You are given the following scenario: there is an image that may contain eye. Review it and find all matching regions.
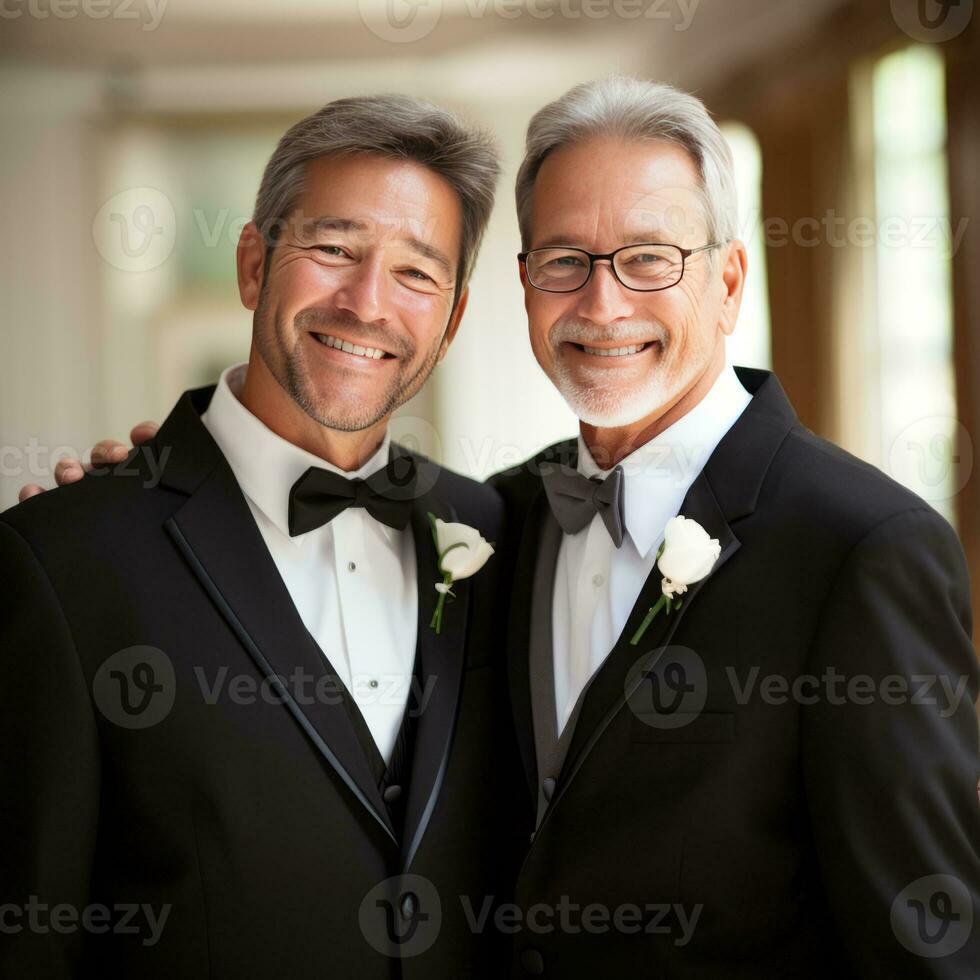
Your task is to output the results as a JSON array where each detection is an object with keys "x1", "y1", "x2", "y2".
[
  {"x1": 314, "y1": 245, "x2": 351, "y2": 258},
  {"x1": 400, "y1": 267, "x2": 435, "y2": 283},
  {"x1": 547, "y1": 254, "x2": 586, "y2": 268},
  {"x1": 626, "y1": 251, "x2": 663, "y2": 265}
]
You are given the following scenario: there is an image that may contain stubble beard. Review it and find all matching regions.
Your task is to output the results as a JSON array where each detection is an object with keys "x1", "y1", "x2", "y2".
[{"x1": 254, "y1": 290, "x2": 445, "y2": 432}]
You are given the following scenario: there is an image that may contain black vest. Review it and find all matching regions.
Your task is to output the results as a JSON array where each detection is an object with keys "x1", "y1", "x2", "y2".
[{"x1": 330, "y1": 641, "x2": 423, "y2": 839}]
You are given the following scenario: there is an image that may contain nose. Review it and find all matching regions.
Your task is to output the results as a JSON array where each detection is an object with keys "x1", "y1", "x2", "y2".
[
  {"x1": 332, "y1": 250, "x2": 391, "y2": 325},
  {"x1": 572, "y1": 260, "x2": 636, "y2": 325}
]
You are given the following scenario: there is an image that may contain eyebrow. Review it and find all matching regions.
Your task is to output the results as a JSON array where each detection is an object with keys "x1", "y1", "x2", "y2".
[
  {"x1": 300, "y1": 216, "x2": 455, "y2": 279},
  {"x1": 532, "y1": 230, "x2": 675, "y2": 250},
  {"x1": 300, "y1": 216, "x2": 368, "y2": 235}
]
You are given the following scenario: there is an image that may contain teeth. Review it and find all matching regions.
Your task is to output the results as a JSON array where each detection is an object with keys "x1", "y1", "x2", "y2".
[
  {"x1": 314, "y1": 334, "x2": 386, "y2": 360},
  {"x1": 581, "y1": 343, "x2": 648, "y2": 357}
]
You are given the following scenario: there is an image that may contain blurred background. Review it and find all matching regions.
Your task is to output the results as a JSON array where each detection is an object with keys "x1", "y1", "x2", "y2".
[{"x1": 1, "y1": 0, "x2": 978, "y2": 623}]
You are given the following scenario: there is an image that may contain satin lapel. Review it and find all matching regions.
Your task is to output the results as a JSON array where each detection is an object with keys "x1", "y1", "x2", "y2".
[
  {"x1": 544, "y1": 469, "x2": 741, "y2": 823},
  {"x1": 505, "y1": 484, "x2": 550, "y2": 805},
  {"x1": 401, "y1": 481, "x2": 470, "y2": 870},
  {"x1": 165, "y1": 458, "x2": 397, "y2": 844}
]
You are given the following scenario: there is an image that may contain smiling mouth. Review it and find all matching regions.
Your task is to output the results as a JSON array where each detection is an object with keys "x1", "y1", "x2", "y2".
[
  {"x1": 567, "y1": 340, "x2": 660, "y2": 358},
  {"x1": 311, "y1": 332, "x2": 395, "y2": 361}
]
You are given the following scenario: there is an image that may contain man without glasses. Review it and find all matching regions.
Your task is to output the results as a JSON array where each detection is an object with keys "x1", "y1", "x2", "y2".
[{"x1": 2, "y1": 95, "x2": 524, "y2": 978}]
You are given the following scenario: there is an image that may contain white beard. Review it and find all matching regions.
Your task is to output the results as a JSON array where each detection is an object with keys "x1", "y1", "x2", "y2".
[
  {"x1": 552, "y1": 352, "x2": 675, "y2": 426},
  {"x1": 546, "y1": 316, "x2": 673, "y2": 427}
]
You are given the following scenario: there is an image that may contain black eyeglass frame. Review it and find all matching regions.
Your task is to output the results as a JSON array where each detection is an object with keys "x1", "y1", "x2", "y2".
[{"x1": 517, "y1": 241, "x2": 726, "y2": 293}]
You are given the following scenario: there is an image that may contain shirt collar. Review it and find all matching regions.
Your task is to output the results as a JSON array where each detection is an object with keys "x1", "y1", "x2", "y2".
[
  {"x1": 201, "y1": 363, "x2": 393, "y2": 543},
  {"x1": 576, "y1": 361, "x2": 752, "y2": 558}
]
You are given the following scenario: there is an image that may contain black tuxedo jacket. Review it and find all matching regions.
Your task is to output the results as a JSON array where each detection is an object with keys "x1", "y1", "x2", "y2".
[
  {"x1": 0, "y1": 386, "x2": 523, "y2": 979},
  {"x1": 491, "y1": 366, "x2": 980, "y2": 978}
]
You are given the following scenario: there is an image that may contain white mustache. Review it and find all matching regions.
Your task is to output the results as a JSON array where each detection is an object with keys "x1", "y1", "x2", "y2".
[{"x1": 550, "y1": 317, "x2": 668, "y2": 349}]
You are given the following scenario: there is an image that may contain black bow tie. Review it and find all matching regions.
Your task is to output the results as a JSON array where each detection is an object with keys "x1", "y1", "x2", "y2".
[
  {"x1": 287, "y1": 455, "x2": 418, "y2": 536},
  {"x1": 542, "y1": 463, "x2": 626, "y2": 548}
]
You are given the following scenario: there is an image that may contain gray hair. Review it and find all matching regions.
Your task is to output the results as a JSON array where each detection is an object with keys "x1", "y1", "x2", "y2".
[
  {"x1": 515, "y1": 76, "x2": 738, "y2": 256},
  {"x1": 253, "y1": 94, "x2": 500, "y2": 306}
]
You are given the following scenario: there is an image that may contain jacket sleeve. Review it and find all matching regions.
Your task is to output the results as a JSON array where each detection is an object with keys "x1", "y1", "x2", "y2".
[
  {"x1": 801, "y1": 506, "x2": 980, "y2": 977},
  {"x1": 0, "y1": 520, "x2": 101, "y2": 976}
]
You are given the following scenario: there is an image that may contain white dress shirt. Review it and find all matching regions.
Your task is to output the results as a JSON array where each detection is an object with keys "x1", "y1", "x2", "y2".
[
  {"x1": 202, "y1": 364, "x2": 418, "y2": 764},
  {"x1": 552, "y1": 362, "x2": 753, "y2": 733}
]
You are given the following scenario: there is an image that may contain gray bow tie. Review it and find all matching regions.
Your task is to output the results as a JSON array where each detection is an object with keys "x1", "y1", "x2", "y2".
[{"x1": 542, "y1": 463, "x2": 626, "y2": 548}]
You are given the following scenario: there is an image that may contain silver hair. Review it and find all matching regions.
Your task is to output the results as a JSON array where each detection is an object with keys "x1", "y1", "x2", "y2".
[
  {"x1": 253, "y1": 94, "x2": 500, "y2": 305},
  {"x1": 515, "y1": 76, "x2": 738, "y2": 255}
]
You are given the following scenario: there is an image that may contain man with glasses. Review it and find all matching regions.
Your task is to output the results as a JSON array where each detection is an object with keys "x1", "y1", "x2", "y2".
[{"x1": 490, "y1": 76, "x2": 979, "y2": 978}]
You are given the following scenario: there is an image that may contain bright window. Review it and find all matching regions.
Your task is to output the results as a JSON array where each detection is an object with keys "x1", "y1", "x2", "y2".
[{"x1": 872, "y1": 44, "x2": 959, "y2": 527}]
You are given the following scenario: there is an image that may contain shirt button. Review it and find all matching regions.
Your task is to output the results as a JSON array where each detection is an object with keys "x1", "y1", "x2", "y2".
[
  {"x1": 592, "y1": 572, "x2": 605, "y2": 587},
  {"x1": 368, "y1": 678, "x2": 379, "y2": 689},
  {"x1": 347, "y1": 561, "x2": 356, "y2": 572}
]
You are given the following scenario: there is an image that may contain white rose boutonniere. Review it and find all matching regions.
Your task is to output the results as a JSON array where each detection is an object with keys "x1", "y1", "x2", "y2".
[
  {"x1": 428, "y1": 514, "x2": 495, "y2": 634},
  {"x1": 629, "y1": 515, "x2": 721, "y2": 646}
]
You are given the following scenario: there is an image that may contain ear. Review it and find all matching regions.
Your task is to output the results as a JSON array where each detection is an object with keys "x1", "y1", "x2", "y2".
[
  {"x1": 518, "y1": 256, "x2": 533, "y2": 313},
  {"x1": 518, "y1": 256, "x2": 529, "y2": 288},
  {"x1": 237, "y1": 221, "x2": 267, "y2": 311},
  {"x1": 437, "y1": 285, "x2": 469, "y2": 361},
  {"x1": 717, "y1": 240, "x2": 748, "y2": 337}
]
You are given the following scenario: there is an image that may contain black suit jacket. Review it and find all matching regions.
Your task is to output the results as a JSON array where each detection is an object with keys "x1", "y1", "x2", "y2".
[
  {"x1": 0, "y1": 385, "x2": 522, "y2": 979},
  {"x1": 491, "y1": 366, "x2": 980, "y2": 978}
]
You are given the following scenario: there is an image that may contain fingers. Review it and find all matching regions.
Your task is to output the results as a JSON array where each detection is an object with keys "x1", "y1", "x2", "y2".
[
  {"x1": 90, "y1": 440, "x2": 129, "y2": 468},
  {"x1": 53, "y1": 457, "x2": 87, "y2": 486},
  {"x1": 130, "y1": 421, "x2": 159, "y2": 446},
  {"x1": 17, "y1": 423, "x2": 157, "y2": 501},
  {"x1": 18, "y1": 484, "x2": 45, "y2": 502}
]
